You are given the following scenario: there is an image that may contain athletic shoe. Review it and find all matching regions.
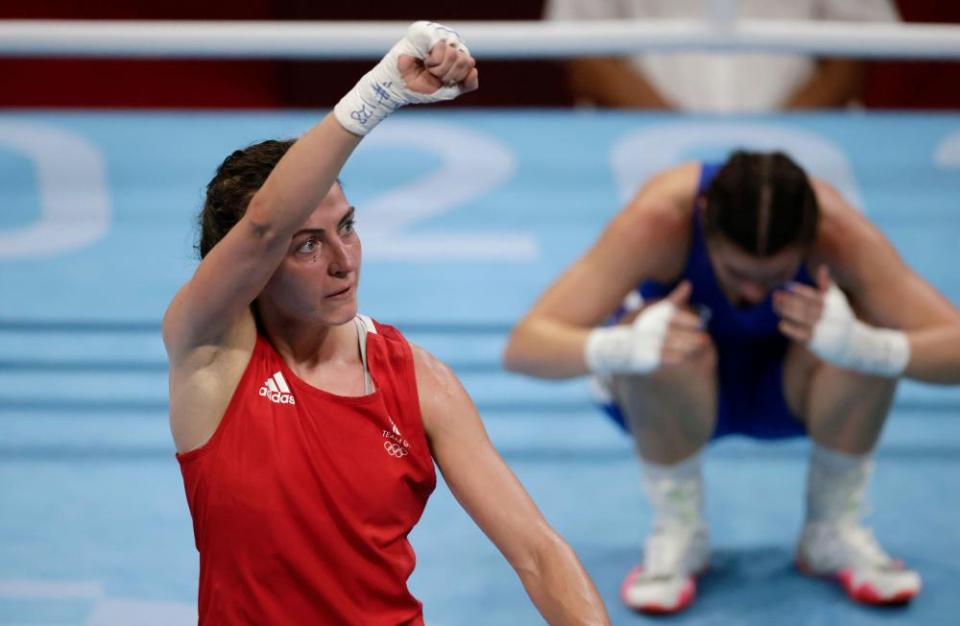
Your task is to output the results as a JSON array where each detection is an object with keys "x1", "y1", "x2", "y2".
[
  {"x1": 621, "y1": 523, "x2": 710, "y2": 613},
  {"x1": 796, "y1": 520, "x2": 921, "y2": 604}
]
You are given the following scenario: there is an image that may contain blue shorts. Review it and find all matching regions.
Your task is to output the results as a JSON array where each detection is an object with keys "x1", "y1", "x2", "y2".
[{"x1": 599, "y1": 336, "x2": 807, "y2": 440}]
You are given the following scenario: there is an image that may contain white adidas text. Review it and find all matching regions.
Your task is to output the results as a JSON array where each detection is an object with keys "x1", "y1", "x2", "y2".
[{"x1": 260, "y1": 371, "x2": 296, "y2": 405}]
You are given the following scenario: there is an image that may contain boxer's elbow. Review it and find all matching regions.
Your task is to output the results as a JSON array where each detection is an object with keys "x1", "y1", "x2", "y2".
[{"x1": 502, "y1": 321, "x2": 537, "y2": 374}]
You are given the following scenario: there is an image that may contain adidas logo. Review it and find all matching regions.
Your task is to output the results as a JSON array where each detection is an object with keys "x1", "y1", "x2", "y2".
[{"x1": 259, "y1": 371, "x2": 296, "y2": 405}]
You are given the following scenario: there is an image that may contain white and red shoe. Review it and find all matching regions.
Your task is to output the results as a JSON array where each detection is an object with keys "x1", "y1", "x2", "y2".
[
  {"x1": 621, "y1": 524, "x2": 710, "y2": 614},
  {"x1": 796, "y1": 521, "x2": 921, "y2": 605}
]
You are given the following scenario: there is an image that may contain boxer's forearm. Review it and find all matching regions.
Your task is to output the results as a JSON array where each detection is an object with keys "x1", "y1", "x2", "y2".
[
  {"x1": 516, "y1": 534, "x2": 611, "y2": 626},
  {"x1": 904, "y1": 324, "x2": 960, "y2": 384},
  {"x1": 246, "y1": 115, "x2": 360, "y2": 238},
  {"x1": 248, "y1": 22, "x2": 475, "y2": 238},
  {"x1": 503, "y1": 317, "x2": 593, "y2": 379}
]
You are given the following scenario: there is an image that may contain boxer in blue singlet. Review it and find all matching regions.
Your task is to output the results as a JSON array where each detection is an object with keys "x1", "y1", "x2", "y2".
[
  {"x1": 602, "y1": 161, "x2": 814, "y2": 440},
  {"x1": 504, "y1": 151, "x2": 960, "y2": 613}
]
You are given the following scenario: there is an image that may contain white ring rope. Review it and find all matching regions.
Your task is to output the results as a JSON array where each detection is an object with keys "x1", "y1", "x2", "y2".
[{"x1": 0, "y1": 19, "x2": 959, "y2": 60}]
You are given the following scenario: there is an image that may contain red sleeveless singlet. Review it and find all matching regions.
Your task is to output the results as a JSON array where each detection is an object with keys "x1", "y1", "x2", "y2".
[{"x1": 177, "y1": 317, "x2": 436, "y2": 625}]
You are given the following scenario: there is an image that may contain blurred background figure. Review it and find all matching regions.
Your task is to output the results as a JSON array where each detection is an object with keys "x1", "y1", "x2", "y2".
[
  {"x1": 1, "y1": 2, "x2": 958, "y2": 110},
  {"x1": 545, "y1": 0, "x2": 900, "y2": 112}
]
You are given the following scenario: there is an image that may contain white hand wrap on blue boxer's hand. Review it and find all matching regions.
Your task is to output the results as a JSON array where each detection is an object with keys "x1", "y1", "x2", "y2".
[
  {"x1": 809, "y1": 285, "x2": 910, "y2": 377},
  {"x1": 334, "y1": 21, "x2": 470, "y2": 136},
  {"x1": 585, "y1": 300, "x2": 676, "y2": 374}
]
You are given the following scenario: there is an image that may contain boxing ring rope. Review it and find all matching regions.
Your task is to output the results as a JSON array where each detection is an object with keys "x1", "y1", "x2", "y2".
[{"x1": 1, "y1": 19, "x2": 959, "y2": 60}]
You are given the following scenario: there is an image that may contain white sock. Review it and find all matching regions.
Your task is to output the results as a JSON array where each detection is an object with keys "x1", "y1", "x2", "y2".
[
  {"x1": 641, "y1": 453, "x2": 705, "y2": 528},
  {"x1": 806, "y1": 442, "x2": 873, "y2": 525}
]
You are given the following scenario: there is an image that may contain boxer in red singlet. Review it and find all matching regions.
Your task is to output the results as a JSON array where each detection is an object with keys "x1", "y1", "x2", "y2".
[{"x1": 162, "y1": 21, "x2": 609, "y2": 626}]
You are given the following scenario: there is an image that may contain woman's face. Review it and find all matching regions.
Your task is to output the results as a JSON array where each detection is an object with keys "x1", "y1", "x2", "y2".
[
  {"x1": 258, "y1": 183, "x2": 362, "y2": 327},
  {"x1": 706, "y1": 234, "x2": 804, "y2": 308}
]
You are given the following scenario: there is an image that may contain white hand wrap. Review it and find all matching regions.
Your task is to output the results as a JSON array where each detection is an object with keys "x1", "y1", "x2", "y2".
[
  {"x1": 334, "y1": 21, "x2": 469, "y2": 136},
  {"x1": 809, "y1": 285, "x2": 910, "y2": 377},
  {"x1": 585, "y1": 300, "x2": 676, "y2": 374}
]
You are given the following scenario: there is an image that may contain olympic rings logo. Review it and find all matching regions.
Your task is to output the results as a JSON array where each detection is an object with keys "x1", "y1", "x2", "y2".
[{"x1": 384, "y1": 441, "x2": 409, "y2": 458}]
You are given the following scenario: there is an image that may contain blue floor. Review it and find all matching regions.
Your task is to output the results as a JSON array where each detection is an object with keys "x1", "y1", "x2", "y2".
[{"x1": 1, "y1": 110, "x2": 958, "y2": 625}]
